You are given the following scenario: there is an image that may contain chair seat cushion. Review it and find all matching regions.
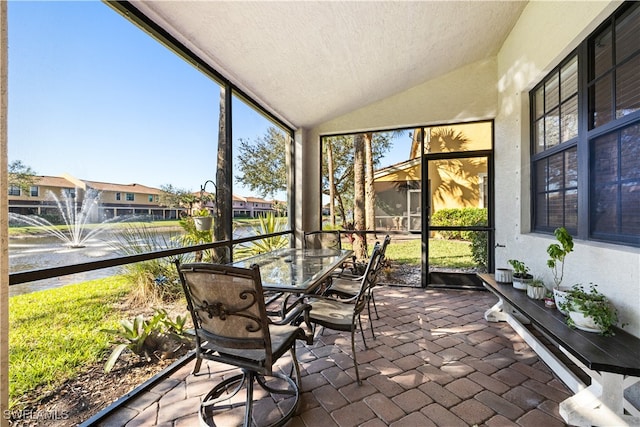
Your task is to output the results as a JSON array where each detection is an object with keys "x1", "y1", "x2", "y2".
[
  {"x1": 307, "y1": 297, "x2": 354, "y2": 331},
  {"x1": 201, "y1": 324, "x2": 302, "y2": 368},
  {"x1": 328, "y1": 278, "x2": 360, "y2": 296}
]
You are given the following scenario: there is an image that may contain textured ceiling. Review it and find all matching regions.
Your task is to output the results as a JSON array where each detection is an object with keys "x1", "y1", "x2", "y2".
[{"x1": 133, "y1": 1, "x2": 527, "y2": 129}]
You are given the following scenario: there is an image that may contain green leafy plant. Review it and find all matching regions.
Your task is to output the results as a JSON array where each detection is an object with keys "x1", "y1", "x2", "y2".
[
  {"x1": 234, "y1": 212, "x2": 289, "y2": 257},
  {"x1": 108, "y1": 224, "x2": 185, "y2": 304},
  {"x1": 508, "y1": 259, "x2": 532, "y2": 278},
  {"x1": 469, "y1": 221, "x2": 488, "y2": 272},
  {"x1": 529, "y1": 277, "x2": 544, "y2": 287},
  {"x1": 192, "y1": 208, "x2": 211, "y2": 217},
  {"x1": 102, "y1": 310, "x2": 191, "y2": 373},
  {"x1": 155, "y1": 308, "x2": 188, "y2": 337},
  {"x1": 547, "y1": 227, "x2": 574, "y2": 289},
  {"x1": 559, "y1": 283, "x2": 620, "y2": 336}
]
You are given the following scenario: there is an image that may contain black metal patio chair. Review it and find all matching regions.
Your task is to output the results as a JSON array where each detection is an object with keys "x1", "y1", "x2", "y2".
[
  {"x1": 327, "y1": 234, "x2": 391, "y2": 320},
  {"x1": 303, "y1": 244, "x2": 382, "y2": 385},
  {"x1": 175, "y1": 261, "x2": 311, "y2": 427}
]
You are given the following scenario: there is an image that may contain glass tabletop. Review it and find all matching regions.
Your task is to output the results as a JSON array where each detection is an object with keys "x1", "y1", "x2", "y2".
[{"x1": 230, "y1": 248, "x2": 353, "y2": 292}]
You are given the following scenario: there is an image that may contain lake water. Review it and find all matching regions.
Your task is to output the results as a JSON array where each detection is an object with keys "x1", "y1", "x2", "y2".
[{"x1": 8, "y1": 226, "x2": 255, "y2": 297}]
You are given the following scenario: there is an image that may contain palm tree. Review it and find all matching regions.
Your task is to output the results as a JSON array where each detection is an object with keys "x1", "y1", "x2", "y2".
[
  {"x1": 353, "y1": 134, "x2": 367, "y2": 259},
  {"x1": 214, "y1": 86, "x2": 231, "y2": 263},
  {"x1": 364, "y1": 133, "x2": 375, "y2": 236}
]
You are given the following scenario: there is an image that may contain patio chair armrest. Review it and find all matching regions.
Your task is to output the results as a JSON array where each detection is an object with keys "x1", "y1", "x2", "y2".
[
  {"x1": 304, "y1": 293, "x2": 358, "y2": 304},
  {"x1": 271, "y1": 297, "x2": 311, "y2": 327}
]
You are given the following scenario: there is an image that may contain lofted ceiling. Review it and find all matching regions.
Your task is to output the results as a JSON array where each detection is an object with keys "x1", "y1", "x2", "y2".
[{"x1": 132, "y1": 1, "x2": 527, "y2": 130}]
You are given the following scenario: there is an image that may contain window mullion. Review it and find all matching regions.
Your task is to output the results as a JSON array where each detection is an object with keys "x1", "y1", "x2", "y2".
[{"x1": 577, "y1": 41, "x2": 590, "y2": 240}]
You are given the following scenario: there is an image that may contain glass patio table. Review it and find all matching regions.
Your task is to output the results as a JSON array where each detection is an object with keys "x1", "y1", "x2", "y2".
[{"x1": 229, "y1": 247, "x2": 354, "y2": 294}]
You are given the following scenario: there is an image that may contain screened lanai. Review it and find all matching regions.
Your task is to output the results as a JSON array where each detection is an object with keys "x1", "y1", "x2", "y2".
[{"x1": 1, "y1": 1, "x2": 639, "y2": 426}]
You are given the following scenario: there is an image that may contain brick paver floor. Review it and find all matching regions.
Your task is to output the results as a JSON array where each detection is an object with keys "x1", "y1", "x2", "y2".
[{"x1": 97, "y1": 286, "x2": 572, "y2": 426}]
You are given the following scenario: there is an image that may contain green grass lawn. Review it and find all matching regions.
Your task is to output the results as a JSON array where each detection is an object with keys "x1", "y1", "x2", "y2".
[
  {"x1": 348, "y1": 237, "x2": 475, "y2": 268},
  {"x1": 9, "y1": 276, "x2": 133, "y2": 408}
]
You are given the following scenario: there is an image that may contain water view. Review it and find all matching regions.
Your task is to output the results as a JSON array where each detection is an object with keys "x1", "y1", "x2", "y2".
[{"x1": 9, "y1": 226, "x2": 256, "y2": 297}]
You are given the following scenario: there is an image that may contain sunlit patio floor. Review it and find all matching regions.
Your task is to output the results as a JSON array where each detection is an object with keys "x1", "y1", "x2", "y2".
[{"x1": 97, "y1": 285, "x2": 572, "y2": 426}]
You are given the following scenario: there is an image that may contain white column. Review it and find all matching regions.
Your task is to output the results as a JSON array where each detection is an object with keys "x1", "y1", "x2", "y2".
[{"x1": 0, "y1": 2, "x2": 9, "y2": 425}]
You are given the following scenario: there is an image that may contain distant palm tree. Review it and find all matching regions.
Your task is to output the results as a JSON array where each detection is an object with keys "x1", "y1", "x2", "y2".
[
  {"x1": 214, "y1": 86, "x2": 231, "y2": 263},
  {"x1": 353, "y1": 134, "x2": 367, "y2": 260},
  {"x1": 429, "y1": 128, "x2": 482, "y2": 208}
]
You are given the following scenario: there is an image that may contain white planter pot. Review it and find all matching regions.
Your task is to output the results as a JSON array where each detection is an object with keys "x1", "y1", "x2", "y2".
[
  {"x1": 495, "y1": 268, "x2": 512, "y2": 283},
  {"x1": 193, "y1": 216, "x2": 213, "y2": 231},
  {"x1": 553, "y1": 288, "x2": 570, "y2": 315},
  {"x1": 527, "y1": 285, "x2": 546, "y2": 300},
  {"x1": 568, "y1": 310, "x2": 603, "y2": 333},
  {"x1": 512, "y1": 276, "x2": 532, "y2": 290}
]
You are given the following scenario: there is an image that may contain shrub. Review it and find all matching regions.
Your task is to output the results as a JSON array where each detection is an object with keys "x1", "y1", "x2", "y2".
[
  {"x1": 430, "y1": 208, "x2": 487, "y2": 241},
  {"x1": 469, "y1": 222, "x2": 488, "y2": 271},
  {"x1": 108, "y1": 224, "x2": 186, "y2": 304},
  {"x1": 102, "y1": 309, "x2": 190, "y2": 373}
]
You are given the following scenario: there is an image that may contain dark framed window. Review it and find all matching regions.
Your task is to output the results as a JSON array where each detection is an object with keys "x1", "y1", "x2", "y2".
[
  {"x1": 532, "y1": 2, "x2": 640, "y2": 246},
  {"x1": 116, "y1": 192, "x2": 121, "y2": 201},
  {"x1": 30, "y1": 186, "x2": 39, "y2": 197},
  {"x1": 8, "y1": 186, "x2": 21, "y2": 196},
  {"x1": 532, "y1": 54, "x2": 579, "y2": 235},
  {"x1": 126, "y1": 193, "x2": 135, "y2": 202}
]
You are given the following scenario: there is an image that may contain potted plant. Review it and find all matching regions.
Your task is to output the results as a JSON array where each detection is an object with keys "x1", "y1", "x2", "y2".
[
  {"x1": 192, "y1": 208, "x2": 213, "y2": 231},
  {"x1": 547, "y1": 227, "x2": 574, "y2": 313},
  {"x1": 527, "y1": 277, "x2": 546, "y2": 300},
  {"x1": 508, "y1": 259, "x2": 532, "y2": 290},
  {"x1": 558, "y1": 283, "x2": 619, "y2": 336},
  {"x1": 543, "y1": 291, "x2": 556, "y2": 308}
]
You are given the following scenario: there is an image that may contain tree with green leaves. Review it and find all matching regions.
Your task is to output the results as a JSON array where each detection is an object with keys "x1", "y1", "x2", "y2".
[
  {"x1": 158, "y1": 184, "x2": 191, "y2": 209},
  {"x1": 322, "y1": 135, "x2": 355, "y2": 225},
  {"x1": 9, "y1": 160, "x2": 37, "y2": 193},
  {"x1": 322, "y1": 133, "x2": 394, "y2": 227},
  {"x1": 235, "y1": 126, "x2": 288, "y2": 198}
]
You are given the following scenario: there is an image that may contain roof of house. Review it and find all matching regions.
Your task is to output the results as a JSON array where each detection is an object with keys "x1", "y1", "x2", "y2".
[
  {"x1": 34, "y1": 175, "x2": 76, "y2": 188},
  {"x1": 32, "y1": 174, "x2": 275, "y2": 202},
  {"x1": 34, "y1": 174, "x2": 162, "y2": 194},
  {"x1": 374, "y1": 158, "x2": 421, "y2": 181},
  {"x1": 234, "y1": 195, "x2": 274, "y2": 204},
  {"x1": 85, "y1": 180, "x2": 162, "y2": 194}
]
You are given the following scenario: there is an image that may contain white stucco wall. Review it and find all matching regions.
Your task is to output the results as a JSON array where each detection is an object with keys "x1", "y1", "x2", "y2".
[
  {"x1": 302, "y1": 0, "x2": 639, "y2": 337},
  {"x1": 495, "y1": 0, "x2": 639, "y2": 338}
]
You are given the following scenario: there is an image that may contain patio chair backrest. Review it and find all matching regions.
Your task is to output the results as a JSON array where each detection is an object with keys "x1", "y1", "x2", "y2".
[
  {"x1": 176, "y1": 262, "x2": 275, "y2": 367},
  {"x1": 380, "y1": 235, "x2": 391, "y2": 259},
  {"x1": 355, "y1": 243, "x2": 383, "y2": 310},
  {"x1": 304, "y1": 230, "x2": 342, "y2": 250}
]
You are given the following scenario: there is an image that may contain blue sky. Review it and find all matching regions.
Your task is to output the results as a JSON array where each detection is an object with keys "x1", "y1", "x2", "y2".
[{"x1": 8, "y1": 1, "x2": 409, "y2": 197}]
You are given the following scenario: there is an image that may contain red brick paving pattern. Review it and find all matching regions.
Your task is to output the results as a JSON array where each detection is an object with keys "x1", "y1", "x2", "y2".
[{"x1": 99, "y1": 287, "x2": 570, "y2": 426}]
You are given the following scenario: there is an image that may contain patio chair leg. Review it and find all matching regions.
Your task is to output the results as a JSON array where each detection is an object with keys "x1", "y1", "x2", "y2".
[
  {"x1": 244, "y1": 372, "x2": 255, "y2": 427},
  {"x1": 192, "y1": 356, "x2": 203, "y2": 375},
  {"x1": 358, "y1": 315, "x2": 368, "y2": 349},
  {"x1": 370, "y1": 290, "x2": 380, "y2": 319},
  {"x1": 351, "y1": 330, "x2": 361, "y2": 385},
  {"x1": 365, "y1": 297, "x2": 376, "y2": 341},
  {"x1": 290, "y1": 347, "x2": 302, "y2": 388}
]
